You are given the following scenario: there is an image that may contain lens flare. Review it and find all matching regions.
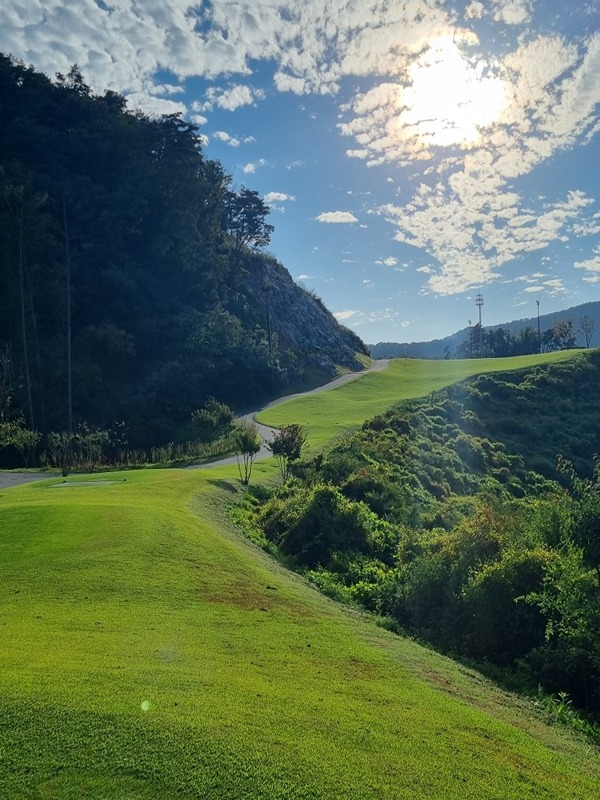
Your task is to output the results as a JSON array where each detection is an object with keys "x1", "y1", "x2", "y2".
[{"x1": 400, "y1": 36, "x2": 508, "y2": 148}]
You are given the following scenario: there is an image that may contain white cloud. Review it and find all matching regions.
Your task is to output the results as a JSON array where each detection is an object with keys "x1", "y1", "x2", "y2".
[
  {"x1": 124, "y1": 94, "x2": 187, "y2": 116},
  {"x1": 337, "y1": 28, "x2": 600, "y2": 295},
  {"x1": 264, "y1": 192, "x2": 296, "y2": 203},
  {"x1": 492, "y1": 0, "x2": 534, "y2": 26},
  {"x1": 316, "y1": 211, "x2": 358, "y2": 224},
  {"x1": 242, "y1": 158, "x2": 266, "y2": 174},
  {"x1": 333, "y1": 310, "x2": 358, "y2": 321},
  {"x1": 465, "y1": 2, "x2": 485, "y2": 19},
  {"x1": 213, "y1": 130, "x2": 240, "y2": 147},
  {"x1": 0, "y1": 0, "x2": 455, "y2": 102},
  {"x1": 202, "y1": 84, "x2": 265, "y2": 111},
  {"x1": 574, "y1": 246, "x2": 600, "y2": 273},
  {"x1": 375, "y1": 257, "x2": 398, "y2": 267}
]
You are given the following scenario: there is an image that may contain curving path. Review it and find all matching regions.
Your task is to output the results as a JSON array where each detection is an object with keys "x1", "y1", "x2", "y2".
[
  {"x1": 0, "y1": 360, "x2": 391, "y2": 485},
  {"x1": 188, "y1": 358, "x2": 390, "y2": 470}
]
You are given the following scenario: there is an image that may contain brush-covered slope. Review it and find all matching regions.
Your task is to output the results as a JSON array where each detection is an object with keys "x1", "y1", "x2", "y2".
[{"x1": 1, "y1": 466, "x2": 599, "y2": 799}]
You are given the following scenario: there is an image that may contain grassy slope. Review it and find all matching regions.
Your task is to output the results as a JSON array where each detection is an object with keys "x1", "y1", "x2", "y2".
[
  {"x1": 2, "y1": 351, "x2": 599, "y2": 798},
  {"x1": 257, "y1": 351, "x2": 581, "y2": 451}
]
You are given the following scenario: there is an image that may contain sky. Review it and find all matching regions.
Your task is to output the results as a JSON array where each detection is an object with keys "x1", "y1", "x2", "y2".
[{"x1": 2, "y1": 1, "x2": 600, "y2": 344}]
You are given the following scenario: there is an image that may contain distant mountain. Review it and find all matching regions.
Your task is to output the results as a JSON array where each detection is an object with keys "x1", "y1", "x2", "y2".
[{"x1": 371, "y1": 301, "x2": 600, "y2": 359}]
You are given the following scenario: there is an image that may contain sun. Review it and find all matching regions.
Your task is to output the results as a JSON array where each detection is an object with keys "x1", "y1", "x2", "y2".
[{"x1": 399, "y1": 36, "x2": 507, "y2": 148}]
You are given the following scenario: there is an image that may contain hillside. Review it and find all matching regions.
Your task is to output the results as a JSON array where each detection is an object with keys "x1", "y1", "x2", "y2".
[
  {"x1": 2, "y1": 458, "x2": 600, "y2": 798},
  {"x1": 0, "y1": 55, "x2": 366, "y2": 449},
  {"x1": 371, "y1": 300, "x2": 600, "y2": 359},
  {"x1": 252, "y1": 350, "x2": 600, "y2": 721}
]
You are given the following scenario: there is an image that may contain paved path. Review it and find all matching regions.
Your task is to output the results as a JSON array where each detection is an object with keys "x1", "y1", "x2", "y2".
[
  {"x1": 187, "y1": 359, "x2": 390, "y2": 470},
  {"x1": 0, "y1": 471, "x2": 61, "y2": 490},
  {"x1": 0, "y1": 360, "x2": 391, "y2": 485}
]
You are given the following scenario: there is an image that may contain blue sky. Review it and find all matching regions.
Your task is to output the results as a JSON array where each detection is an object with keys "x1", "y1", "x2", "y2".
[{"x1": 3, "y1": 0, "x2": 599, "y2": 343}]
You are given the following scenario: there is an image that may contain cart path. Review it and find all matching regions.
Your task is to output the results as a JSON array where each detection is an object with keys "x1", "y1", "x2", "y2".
[
  {"x1": 0, "y1": 360, "x2": 391, "y2": 485},
  {"x1": 187, "y1": 358, "x2": 390, "y2": 470}
]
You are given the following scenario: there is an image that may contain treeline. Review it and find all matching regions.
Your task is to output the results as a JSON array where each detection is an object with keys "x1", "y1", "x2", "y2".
[
  {"x1": 0, "y1": 55, "x2": 365, "y2": 461},
  {"x1": 239, "y1": 352, "x2": 600, "y2": 721},
  {"x1": 456, "y1": 316, "x2": 593, "y2": 358}
]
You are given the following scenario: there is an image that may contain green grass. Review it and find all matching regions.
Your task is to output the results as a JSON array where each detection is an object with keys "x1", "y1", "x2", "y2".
[
  {"x1": 2, "y1": 350, "x2": 598, "y2": 798},
  {"x1": 257, "y1": 351, "x2": 583, "y2": 451},
  {"x1": 1, "y1": 463, "x2": 600, "y2": 798}
]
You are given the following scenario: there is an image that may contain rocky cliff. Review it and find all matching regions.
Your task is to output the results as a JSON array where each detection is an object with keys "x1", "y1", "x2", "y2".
[{"x1": 243, "y1": 253, "x2": 368, "y2": 375}]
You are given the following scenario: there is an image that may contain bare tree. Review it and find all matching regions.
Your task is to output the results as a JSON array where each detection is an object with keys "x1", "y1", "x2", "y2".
[{"x1": 581, "y1": 315, "x2": 595, "y2": 348}]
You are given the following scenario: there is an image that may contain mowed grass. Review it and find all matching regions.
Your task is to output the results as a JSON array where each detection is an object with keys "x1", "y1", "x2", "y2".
[
  {"x1": 257, "y1": 351, "x2": 582, "y2": 451},
  {"x1": 2, "y1": 462, "x2": 600, "y2": 798}
]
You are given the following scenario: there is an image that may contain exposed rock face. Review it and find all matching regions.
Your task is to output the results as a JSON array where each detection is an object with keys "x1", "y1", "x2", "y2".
[{"x1": 243, "y1": 254, "x2": 368, "y2": 374}]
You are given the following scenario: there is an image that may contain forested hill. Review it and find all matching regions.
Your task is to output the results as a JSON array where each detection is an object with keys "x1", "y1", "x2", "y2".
[{"x1": 0, "y1": 55, "x2": 366, "y2": 447}]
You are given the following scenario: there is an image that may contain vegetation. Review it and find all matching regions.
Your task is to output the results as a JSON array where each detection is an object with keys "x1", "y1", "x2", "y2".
[
  {"x1": 235, "y1": 419, "x2": 261, "y2": 484},
  {"x1": 0, "y1": 55, "x2": 365, "y2": 458},
  {"x1": 248, "y1": 351, "x2": 600, "y2": 721},
  {"x1": 2, "y1": 467, "x2": 600, "y2": 798},
  {"x1": 267, "y1": 423, "x2": 307, "y2": 482},
  {"x1": 256, "y1": 350, "x2": 579, "y2": 453},
  {"x1": 458, "y1": 317, "x2": 584, "y2": 358}
]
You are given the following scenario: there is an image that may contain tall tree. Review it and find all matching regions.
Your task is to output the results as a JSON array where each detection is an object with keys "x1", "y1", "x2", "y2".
[
  {"x1": 581, "y1": 315, "x2": 595, "y2": 349},
  {"x1": 225, "y1": 187, "x2": 274, "y2": 252}
]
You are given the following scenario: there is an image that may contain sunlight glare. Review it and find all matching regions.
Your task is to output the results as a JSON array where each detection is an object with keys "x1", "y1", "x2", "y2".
[{"x1": 400, "y1": 37, "x2": 507, "y2": 148}]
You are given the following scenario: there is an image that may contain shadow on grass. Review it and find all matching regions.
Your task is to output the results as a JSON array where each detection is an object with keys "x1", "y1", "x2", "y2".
[{"x1": 206, "y1": 478, "x2": 239, "y2": 493}]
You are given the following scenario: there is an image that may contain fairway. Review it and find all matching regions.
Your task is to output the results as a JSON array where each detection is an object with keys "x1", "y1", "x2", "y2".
[
  {"x1": 257, "y1": 351, "x2": 581, "y2": 450},
  {"x1": 1, "y1": 351, "x2": 599, "y2": 798}
]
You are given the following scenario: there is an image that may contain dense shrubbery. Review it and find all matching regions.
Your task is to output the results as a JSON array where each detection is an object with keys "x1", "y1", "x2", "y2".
[{"x1": 240, "y1": 353, "x2": 600, "y2": 721}]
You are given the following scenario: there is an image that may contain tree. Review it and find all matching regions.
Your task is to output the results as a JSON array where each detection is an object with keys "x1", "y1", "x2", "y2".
[
  {"x1": 0, "y1": 343, "x2": 15, "y2": 419},
  {"x1": 581, "y1": 315, "x2": 595, "y2": 349},
  {"x1": 235, "y1": 420, "x2": 261, "y2": 485},
  {"x1": 47, "y1": 431, "x2": 75, "y2": 476},
  {"x1": 192, "y1": 397, "x2": 234, "y2": 442},
  {"x1": 549, "y1": 319, "x2": 577, "y2": 351},
  {"x1": 0, "y1": 415, "x2": 41, "y2": 466},
  {"x1": 267, "y1": 424, "x2": 307, "y2": 483},
  {"x1": 55, "y1": 64, "x2": 91, "y2": 97},
  {"x1": 225, "y1": 187, "x2": 274, "y2": 252},
  {"x1": 75, "y1": 422, "x2": 110, "y2": 473}
]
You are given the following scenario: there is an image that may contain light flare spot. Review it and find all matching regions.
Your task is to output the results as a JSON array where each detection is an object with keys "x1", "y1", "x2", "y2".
[{"x1": 399, "y1": 36, "x2": 508, "y2": 147}]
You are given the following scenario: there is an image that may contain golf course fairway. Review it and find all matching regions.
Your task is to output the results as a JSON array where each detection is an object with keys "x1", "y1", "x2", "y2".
[{"x1": 1, "y1": 353, "x2": 599, "y2": 798}]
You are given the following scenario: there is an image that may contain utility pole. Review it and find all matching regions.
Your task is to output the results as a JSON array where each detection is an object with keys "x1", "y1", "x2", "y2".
[
  {"x1": 536, "y1": 299, "x2": 541, "y2": 354},
  {"x1": 475, "y1": 292, "x2": 484, "y2": 357},
  {"x1": 263, "y1": 283, "x2": 274, "y2": 392}
]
